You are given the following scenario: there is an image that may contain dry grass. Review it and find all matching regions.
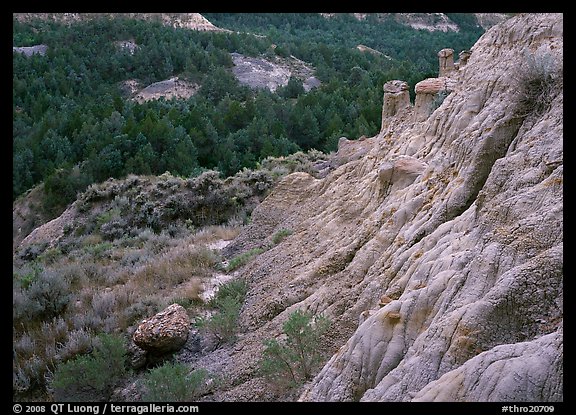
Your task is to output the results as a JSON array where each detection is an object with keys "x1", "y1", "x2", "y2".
[
  {"x1": 191, "y1": 225, "x2": 242, "y2": 245},
  {"x1": 166, "y1": 278, "x2": 204, "y2": 311},
  {"x1": 132, "y1": 244, "x2": 219, "y2": 289},
  {"x1": 13, "y1": 209, "x2": 241, "y2": 399}
]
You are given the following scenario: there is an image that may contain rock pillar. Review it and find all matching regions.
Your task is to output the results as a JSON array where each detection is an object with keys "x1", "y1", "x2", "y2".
[
  {"x1": 438, "y1": 48, "x2": 455, "y2": 77},
  {"x1": 381, "y1": 80, "x2": 411, "y2": 131},
  {"x1": 413, "y1": 77, "x2": 456, "y2": 122}
]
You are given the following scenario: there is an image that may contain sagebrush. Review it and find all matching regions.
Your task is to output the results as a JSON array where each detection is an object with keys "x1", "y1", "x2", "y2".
[
  {"x1": 260, "y1": 309, "x2": 331, "y2": 388},
  {"x1": 51, "y1": 333, "x2": 127, "y2": 402},
  {"x1": 141, "y1": 362, "x2": 209, "y2": 402},
  {"x1": 514, "y1": 50, "x2": 562, "y2": 118}
]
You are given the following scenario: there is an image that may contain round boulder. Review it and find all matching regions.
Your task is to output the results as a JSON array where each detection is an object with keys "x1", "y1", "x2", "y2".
[{"x1": 132, "y1": 303, "x2": 190, "y2": 354}]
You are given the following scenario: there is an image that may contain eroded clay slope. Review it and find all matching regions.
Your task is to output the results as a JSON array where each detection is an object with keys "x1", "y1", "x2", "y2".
[{"x1": 216, "y1": 13, "x2": 562, "y2": 401}]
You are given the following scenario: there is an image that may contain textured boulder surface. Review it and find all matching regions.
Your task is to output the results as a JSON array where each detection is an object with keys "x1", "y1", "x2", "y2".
[
  {"x1": 132, "y1": 303, "x2": 190, "y2": 354},
  {"x1": 211, "y1": 13, "x2": 562, "y2": 402}
]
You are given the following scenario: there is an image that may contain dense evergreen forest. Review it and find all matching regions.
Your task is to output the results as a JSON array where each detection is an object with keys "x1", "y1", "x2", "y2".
[{"x1": 13, "y1": 14, "x2": 484, "y2": 214}]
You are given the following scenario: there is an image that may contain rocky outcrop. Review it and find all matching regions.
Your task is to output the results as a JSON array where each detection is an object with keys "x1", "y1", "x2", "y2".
[
  {"x1": 202, "y1": 13, "x2": 562, "y2": 402},
  {"x1": 230, "y1": 53, "x2": 320, "y2": 93},
  {"x1": 410, "y1": 326, "x2": 563, "y2": 401},
  {"x1": 381, "y1": 79, "x2": 413, "y2": 133},
  {"x1": 381, "y1": 80, "x2": 411, "y2": 130},
  {"x1": 231, "y1": 53, "x2": 291, "y2": 92},
  {"x1": 474, "y1": 13, "x2": 511, "y2": 30},
  {"x1": 12, "y1": 13, "x2": 230, "y2": 32},
  {"x1": 333, "y1": 136, "x2": 373, "y2": 168},
  {"x1": 132, "y1": 304, "x2": 190, "y2": 354},
  {"x1": 132, "y1": 77, "x2": 199, "y2": 103},
  {"x1": 18, "y1": 205, "x2": 78, "y2": 253},
  {"x1": 299, "y1": 13, "x2": 563, "y2": 402},
  {"x1": 13, "y1": 45, "x2": 48, "y2": 57},
  {"x1": 413, "y1": 77, "x2": 457, "y2": 122},
  {"x1": 392, "y1": 13, "x2": 460, "y2": 32},
  {"x1": 378, "y1": 156, "x2": 428, "y2": 195},
  {"x1": 320, "y1": 13, "x2": 511, "y2": 32},
  {"x1": 438, "y1": 48, "x2": 455, "y2": 77}
]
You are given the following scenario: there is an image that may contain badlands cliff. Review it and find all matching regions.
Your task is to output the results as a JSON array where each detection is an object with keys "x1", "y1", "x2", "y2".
[
  {"x1": 212, "y1": 13, "x2": 562, "y2": 401},
  {"x1": 12, "y1": 13, "x2": 229, "y2": 32}
]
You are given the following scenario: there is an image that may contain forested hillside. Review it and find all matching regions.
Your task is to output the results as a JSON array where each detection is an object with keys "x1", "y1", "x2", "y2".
[{"x1": 13, "y1": 13, "x2": 484, "y2": 216}]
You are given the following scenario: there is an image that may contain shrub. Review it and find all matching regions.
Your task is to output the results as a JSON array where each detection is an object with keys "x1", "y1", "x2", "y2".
[
  {"x1": 210, "y1": 279, "x2": 247, "y2": 307},
  {"x1": 226, "y1": 248, "x2": 265, "y2": 272},
  {"x1": 100, "y1": 218, "x2": 129, "y2": 241},
  {"x1": 17, "y1": 242, "x2": 48, "y2": 261},
  {"x1": 514, "y1": 50, "x2": 562, "y2": 118},
  {"x1": 13, "y1": 317, "x2": 76, "y2": 394},
  {"x1": 135, "y1": 244, "x2": 220, "y2": 289},
  {"x1": 123, "y1": 298, "x2": 161, "y2": 327},
  {"x1": 259, "y1": 309, "x2": 331, "y2": 388},
  {"x1": 91, "y1": 291, "x2": 118, "y2": 320},
  {"x1": 51, "y1": 333, "x2": 127, "y2": 402},
  {"x1": 197, "y1": 296, "x2": 242, "y2": 345},
  {"x1": 37, "y1": 247, "x2": 63, "y2": 264},
  {"x1": 196, "y1": 279, "x2": 247, "y2": 345},
  {"x1": 14, "y1": 354, "x2": 44, "y2": 393},
  {"x1": 14, "y1": 270, "x2": 71, "y2": 322},
  {"x1": 14, "y1": 262, "x2": 43, "y2": 289},
  {"x1": 431, "y1": 89, "x2": 450, "y2": 112},
  {"x1": 272, "y1": 228, "x2": 293, "y2": 245},
  {"x1": 56, "y1": 329, "x2": 94, "y2": 363},
  {"x1": 141, "y1": 362, "x2": 209, "y2": 402},
  {"x1": 95, "y1": 208, "x2": 121, "y2": 230}
]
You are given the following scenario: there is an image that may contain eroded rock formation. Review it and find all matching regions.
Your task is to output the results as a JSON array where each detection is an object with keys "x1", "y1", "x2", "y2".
[
  {"x1": 381, "y1": 80, "x2": 411, "y2": 130},
  {"x1": 12, "y1": 12, "x2": 562, "y2": 404},
  {"x1": 214, "y1": 13, "x2": 562, "y2": 402},
  {"x1": 12, "y1": 13, "x2": 229, "y2": 32},
  {"x1": 438, "y1": 48, "x2": 455, "y2": 77},
  {"x1": 413, "y1": 77, "x2": 457, "y2": 122}
]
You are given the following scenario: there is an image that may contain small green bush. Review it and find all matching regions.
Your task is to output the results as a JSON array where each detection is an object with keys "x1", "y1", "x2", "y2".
[
  {"x1": 14, "y1": 262, "x2": 43, "y2": 289},
  {"x1": 260, "y1": 309, "x2": 331, "y2": 388},
  {"x1": 272, "y1": 228, "x2": 293, "y2": 245},
  {"x1": 37, "y1": 247, "x2": 63, "y2": 264},
  {"x1": 197, "y1": 296, "x2": 242, "y2": 345},
  {"x1": 141, "y1": 362, "x2": 209, "y2": 402},
  {"x1": 83, "y1": 241, "x2": 114, "y2": 259},
  {"x1": 226, "y1": 248, "x2": 265, "y2": 272},
  {"x1": 172, "y1": 296, "x2": 203, "y2": 309},
  {"x1": 51, "y1": 333, "x2": 127, "y2": 402},
  {"x1": 210, "y1": 279, "x2": 247, "y2": 307},
  {"x1": 95, "y1": 208, "x2": 120, "y2": 230},
  {"x1": 431, "y1": 89, "x2": 450, "y2": 112},
  {"x1": 196, "y1": 279, "x2": 248, "y2": 345}
]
